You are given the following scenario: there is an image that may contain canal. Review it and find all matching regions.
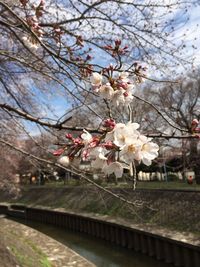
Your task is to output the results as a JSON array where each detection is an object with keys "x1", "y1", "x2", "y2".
[{"x1": 12, "y1": 218, "x2": 174, "y2": 267}]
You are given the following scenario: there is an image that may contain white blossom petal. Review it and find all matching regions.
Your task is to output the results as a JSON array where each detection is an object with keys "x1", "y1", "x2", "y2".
[
  {"x1": 111, "y1": 90, "x2": 125, "y2": 106},
  {"x1": 58, "y1": 156, "x2": 70, "y2": 166},
  {"x1": 90, "y1": 72, "x2": 102, "y2": 86},
  {"x1": 81, "y1": 129, "x2": 93, "y2": 144},
  {"x1": 103, "y1": 162, "x2": 124, "y2": 178},
  {"x1": 99, "y1": 84, "x2": 114, "y2": 99}
]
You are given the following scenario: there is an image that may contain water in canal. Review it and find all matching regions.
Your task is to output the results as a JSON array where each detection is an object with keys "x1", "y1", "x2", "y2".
[{"x1": 12, "y1": 218, "x2": 173, "y2": 267}]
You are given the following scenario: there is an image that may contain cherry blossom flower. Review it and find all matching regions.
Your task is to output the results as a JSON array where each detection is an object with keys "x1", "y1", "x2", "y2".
[
  {"x1": 90, "y1": 72, "x2": 102, "y2": 86},
  {"x1": 136, "y1": 135, "x2": 159, "y2": 166},
  {"x1": 103, "y1": 161, "x2": 128, "y2": 178},
  {"x1": 99, "y1": 83, "x2": 114, "y2": 99},
  {"x1": 91, "y1": 147, "x2": 108, "y2": 169},
  {"x1": 66, "y1": 133, "x2": 73, "y2": 139},
  {"x1": 113, "y1": 122, "x2": 139, "y2": 148},
  {"x1": 191, "y1": 119, "x2": 200, "y2": 133},
  {"x1": 81, "y1": 129, "x2": 93, "y2": 145},
  {"x1": 90, "y1": 146, "x2": 107, "y2": 158},
  {"x1": 192, "y1": 119, "x2": 198, "y2": 125},
  {"x1": 119, "y1": 140, "x2": 142, "y2": 163}
]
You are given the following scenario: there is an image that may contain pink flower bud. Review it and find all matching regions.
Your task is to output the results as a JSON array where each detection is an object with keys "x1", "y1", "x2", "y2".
[
  {"x1": 104, "y1": 45, "x2": 113, "y2": 50},
  {"x1": 86, "y1": 55, "x2": 92, "y2": 61},
  {"x1": 109, "y1": 64, "x2": 114, "y2": 70},
  {"x1": 76, "y1": 35, "x2": 84, "y2": 46},
  {"x1": 20, "y1": 0, "x2": 28, "y2": 6},
  {"x1": 103, "y1": 119, "x2": 116, "y2": 129},
  {"x1": 191, "y1": 119, "x2": 198, "y2": 125},
  {"x1": 115, "y1": 39, "x2": 121, "y2": 46},
  {"x1": 102, "y1": 141, "x2": 114, "y2": 150},
  {"x1": 118, "y1": 82, "x2": 128, "y2": 89},
  {"x1": 53, "y1": 148, "x2": 64, "y2": 156},
  {"x1": 66, "y1": 133, "x2": 73, "y2": 139},
  {"x1": 55, "y1": 28, "x2": 61, "y2": 33},
  {"x1": 195, "y1": 127, "x2": 200, "y2": 132},
  {"x1": 73, "y1": 138, "x2": 82, "y2": 145},
  {"x1": 32, "y1": 22, "x2": 39, "y2": 29},
  {"x1": 36, "y1": 10, "x2": 43, "y2": 18},
  {"x1": 88, "y1": 137, "x2": 99, "y2": 148}
]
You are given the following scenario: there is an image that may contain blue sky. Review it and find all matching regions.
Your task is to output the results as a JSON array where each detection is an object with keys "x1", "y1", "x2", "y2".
[{"x1": 166, "y1": 3, "x2": 200, "y2": 67}]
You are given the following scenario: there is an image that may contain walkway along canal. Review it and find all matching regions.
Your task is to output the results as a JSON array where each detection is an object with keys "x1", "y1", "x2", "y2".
[
  {"x1": 0, "y1": 204, "x2": 199, "y2": 267},
  {"x1": 0, "y1": 216, "x2": 95, "y2": 267}
]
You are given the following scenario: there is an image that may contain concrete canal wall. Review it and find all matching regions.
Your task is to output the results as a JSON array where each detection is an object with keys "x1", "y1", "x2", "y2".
[{"x1": 0, "y1": 203, "x2": 199, "y2": 267}]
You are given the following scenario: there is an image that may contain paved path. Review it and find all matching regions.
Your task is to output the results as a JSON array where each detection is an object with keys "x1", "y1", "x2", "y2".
[{"x1": 0, "y1": 217, "x2": 95, "y2": 267}]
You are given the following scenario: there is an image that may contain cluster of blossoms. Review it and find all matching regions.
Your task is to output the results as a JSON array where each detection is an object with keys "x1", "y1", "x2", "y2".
[
  {"x1": 54, "y1": 119, "x2": 159, "y2": 178},
  {"x1": 90, "y1": 71, "x2": 135, "y2": 106},
  {"x1": 19, "y1": 0, "x2": 92, "y2": 65},
  {"x1": 21, "y1": 0, "x2": 45, "y2": 49},
  {"x1": 53, "y1": 26, "x2": 63, "y2": 45}
]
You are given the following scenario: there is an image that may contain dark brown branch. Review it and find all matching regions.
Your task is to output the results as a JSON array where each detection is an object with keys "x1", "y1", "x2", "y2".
[{"x1": 0, "y1": 103, "x2": 102, "y2": 133}]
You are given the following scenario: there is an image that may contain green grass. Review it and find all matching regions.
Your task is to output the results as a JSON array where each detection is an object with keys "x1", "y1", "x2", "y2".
[
  {"x1": 7, "y1": 229, "x2": 52, "y2": 267},
  {"x1": 10, "y1": 245, "x2": 51, "y2": 267},
  {"x1": 23, "y1": 179, "x2": 200, "y2": 191},
  {"x1": 10, "y1": 246, "x2": 35, "y2": 267},
  {"x1": 40, "y1": 258, "x2": 52, "y2": 267},
  {"x1": 136, "y1": 180, "x2": 200, "y2": 190}
]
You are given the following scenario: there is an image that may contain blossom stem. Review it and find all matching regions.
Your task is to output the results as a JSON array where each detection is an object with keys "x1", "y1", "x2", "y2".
[
  {"x1": 128, "y1": 104, "x2": 133, "y2": 122},
  {"x1": 132, "y1": 161, "x2": 137, "y2": 190}
]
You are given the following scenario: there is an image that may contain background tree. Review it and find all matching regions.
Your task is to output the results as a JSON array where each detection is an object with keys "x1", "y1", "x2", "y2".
[{"x1": 147, "y1": 71, "x2": 200, "y2": 181}]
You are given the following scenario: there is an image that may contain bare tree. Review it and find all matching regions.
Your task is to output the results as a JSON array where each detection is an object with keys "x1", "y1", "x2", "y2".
[{"x1": 148, "y1": 72, "x2": 200, "y2": 181}]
